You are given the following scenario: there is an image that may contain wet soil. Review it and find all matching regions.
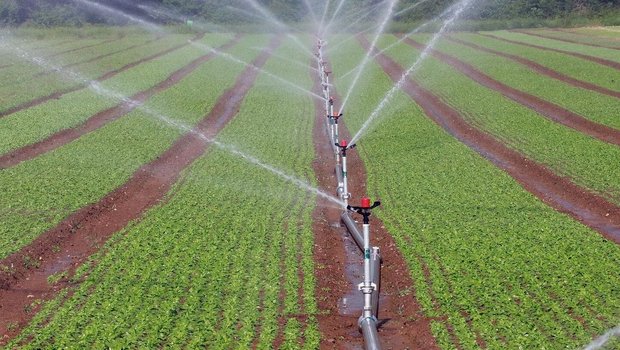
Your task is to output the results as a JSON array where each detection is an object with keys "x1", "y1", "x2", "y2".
[
  {"x1": 446, "y1": 35, "x2": 620, "y2": 99},
  {"x1": 0, "y1": 32, "x2": 207, "y2": 119},
  {"x1": 478, "y1": 33, "x2": 620, "y2": 71},
  {"x1": 358, "y1": 35, "x2": 620, "y2": 245},
  {"x1": 0, "y1": 36, "x2": 281, "y2": 343},
  {"x1": 310, "y1": 57, "x2": 439, "y2": 349},
  {"x1": 0, "y1": 35, "x2": 242, "y2": 169},
  {"x1": 511, "y1": 29, "x2": 620, "y2": 51},
  {"x1": 401, "y1": 36, "x2": 620, "y2": 147}
]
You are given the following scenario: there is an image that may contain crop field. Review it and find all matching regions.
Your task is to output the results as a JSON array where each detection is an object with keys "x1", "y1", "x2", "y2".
[{"x1": 0, "y1": 21, "x2": 619, "y2": 350}]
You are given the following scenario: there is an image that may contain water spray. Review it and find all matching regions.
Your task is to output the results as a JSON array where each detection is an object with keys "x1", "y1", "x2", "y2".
[{"x1": 347, "y1": 197, "x2": 382, "y2": 349}]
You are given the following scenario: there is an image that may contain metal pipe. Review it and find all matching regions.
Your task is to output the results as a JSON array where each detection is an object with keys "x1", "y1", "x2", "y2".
[
  {"x1": 370, "y1": 246, "x2": 381, "y2": 318},
  {"x1": 335, "y1": 164, "x2": 344, "y2": 197},
  {"x1": 341, "y1": 211, "x2": 363, "y2": 250},
  {"x1": 359, "y1": 317, "x2": 382, "y2": 350},
  {"x1": 342, "y1": 152, "x2": 349, "y2": 206}
]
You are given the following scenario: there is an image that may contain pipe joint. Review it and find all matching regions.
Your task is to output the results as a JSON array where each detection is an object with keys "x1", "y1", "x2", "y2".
[
  {"x1": 358, "y1": 315, "x2": 379, "y2": 330},
  {"x1": 358, "y1": 282, "x2": 376, "y2": 294}
]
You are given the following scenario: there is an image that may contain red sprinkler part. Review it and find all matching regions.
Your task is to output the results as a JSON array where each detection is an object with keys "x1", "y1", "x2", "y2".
[
  {"x1": 347, "y1": 198, "x2": 381, "y2": 224},
  {"x1": 335, "y1": 139, "x2": 355, "y2": 155},
  {"x1": 361, "y1": 197, "x2": 371, "y2": 209}
]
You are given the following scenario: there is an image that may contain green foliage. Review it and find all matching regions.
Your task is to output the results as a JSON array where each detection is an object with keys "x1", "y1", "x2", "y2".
[
  {"x1": 377, "y1": 34, "x2": 620, "y2": 206},
  {"x1": 0, "y1": 33, "x2": 246, "y2": 260},
  {"x1": 1, "y1": 0, "x2": 618, "y2": 27},
  {"x1": 7, "y1": 36, "x2": 319, "y2": 348},
  {"x1": 330, "y1": 33, "x2": 620, "y2": 349}
]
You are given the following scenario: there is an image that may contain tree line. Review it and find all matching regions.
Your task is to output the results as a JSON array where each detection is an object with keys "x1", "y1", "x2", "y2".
[{"x1": 0, "y1": 0, "x2": 618, "y2": 26}]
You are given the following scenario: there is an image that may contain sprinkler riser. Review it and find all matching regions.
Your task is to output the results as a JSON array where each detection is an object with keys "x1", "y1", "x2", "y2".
[{"x1": 342, "y1": 154, "x2": 350, "y2": 205}]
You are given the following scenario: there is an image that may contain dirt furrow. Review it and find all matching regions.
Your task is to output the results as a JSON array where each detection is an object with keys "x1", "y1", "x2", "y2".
[
  {"x1": 446, "y1": 36, "x2": 620, "y2": 99},
  {"x1": 358, "y1": 35, "x2": 620, "y2": 245},
  {"x1": 0, "y1": 35, "x2": 282, "y2": 342},
  {"x1": 0, "y1": 35, "x2": 242, "y2": 169},
  {"x1": 511, "y1": 29, "x2": 620, "y2": 51},
  {"x1": 310, "y1": 58, "x2": 439, "y2": 349},
  {"x1": 401, "y1": 36, "x2": 620, "y2": 147},
  {"x1": 0, "y1": 32, "x2": 206, "y2": 119},
  {"x1": 478, "y1": 33, "x2": 620, "y2": 71}
]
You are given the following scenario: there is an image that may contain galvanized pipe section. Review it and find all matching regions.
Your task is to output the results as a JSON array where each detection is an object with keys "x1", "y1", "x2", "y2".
[
  {"x1": 360, "y1": 317, "x2": 383, "y2": 350},
  {"x1": 370, "y1": 246, "x2": 381, "y2": 318},
  {"x1": 341, "y1": 211, "x2": 363, "y2": 250},
  {"x1": 342, "y1": 153, "x2": 349, "y2": 206},
  {"x1": 336, "y1": 164, "x2": 344, "y2": 197}
]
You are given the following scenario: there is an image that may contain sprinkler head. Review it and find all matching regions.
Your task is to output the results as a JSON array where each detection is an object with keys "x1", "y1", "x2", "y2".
[
  {"x1": 347, "y1": 198, "x2": 381, "y2": 223},
  {"x1": 341, "y1": 139, "x2": 348, "y2": 148}
]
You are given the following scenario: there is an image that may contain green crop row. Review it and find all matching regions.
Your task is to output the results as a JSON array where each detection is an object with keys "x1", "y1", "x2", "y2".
[
  {"x1": 0, "y1": 37, "x2": 107, "y2": 68},
  {"x1": 0, "y1": 34, "x2": 234, "y2": 156},
  {"x1": 0, "y1": 35, "x2": 145, "y2": 89},
  {"x1": 487, "y1": 30, "x2": 620, "y2": 63},
  {"x1": 0, "y1": 33, "x2": 198, "y2": 113},
  {"x1": 452, "y1": 32, "x2": 619, "y2": 92},
  {"x1": 571, "y1": 27, "x2": 620, "y2": 39},
  {"x1": 7, "y1": 36, "x2": 320, "y2": 348},
  {"x1": 409, "y1": 33, "x2": 620, "y2": 130},
  {"x1": 519, "y1": 28, "x2": 620, "y2": 49},
  {"x1": 329, "y1": 35, "x2": 620, "y2": 349},
  {"x1": 375, "y1": 35, "x2": 620, "y2": 205},
  {"x1": 0, "y1": 35, "x2": 268, "y2": 260}
]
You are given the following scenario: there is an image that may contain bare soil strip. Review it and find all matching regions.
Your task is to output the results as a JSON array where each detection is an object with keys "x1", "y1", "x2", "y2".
[
  {"x1": 358, "y1": 35, "x2": 620, "y2": 245},
  {"x1": 446, "y1": 36, "x2": 620, "y2": 99},
  {"x1": 0, "y1": 35, "x2": 242, "y2": 169},
  {"x1": 310, "y1": 60, "x2": 439, "y2": 348},
  {"x1": 0, "y1": 32, "x2": 206, "y2": 119},
  {"x1": 402, "y1": 36, "x2": 620, "y2": 147},
  {"x1": 0, "y1": 36, "x2": 281, "y2": 341},
  {"x1": 512, "y1": 29, "x2": 620, "y2": 51},
  {"x1": 478, "y1": 33, "x2": 620, "y2": 71},
  {"x1": 32, "y1": 37, "x2": 162, "y2": 78}
]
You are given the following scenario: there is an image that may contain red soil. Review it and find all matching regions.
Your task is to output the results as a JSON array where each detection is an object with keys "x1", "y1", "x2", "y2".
[
  {"x1": 311, "y1": 60, "x2": 439, "y2": 348},
  {"x1": 0, "y1": 32, "x2": 206, "y2": 119},
  {"x1": 0, "y1": 35, "x2": 242, "y2": 169},
  {"x1": 478, "y1": 33, "x2": 620, "y2": 71},
  {"x1": 0, "y1": 36, "x2": 282, "y2": 343},
  {"x1": 512, "y1": 29, "x2": 620, "y2": 51},
  {"x1": 446, "y1": 35, "x2": 620, "y2": 99},
  {"x1": 358, "y1": 35, "x2": 620, "y2": 245},
  {"x1": 401, "y1": 36, "x2": 620, "y2": 147}
]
